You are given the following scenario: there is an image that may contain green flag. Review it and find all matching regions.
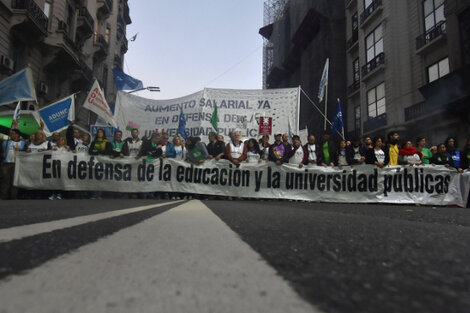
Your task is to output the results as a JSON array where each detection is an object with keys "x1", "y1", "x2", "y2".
[{"x1": 210, "y1": 103, "x2": 218, "y2": 131}]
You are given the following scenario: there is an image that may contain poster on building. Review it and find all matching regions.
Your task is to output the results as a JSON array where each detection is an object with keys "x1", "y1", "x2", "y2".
[{"x1": 113, "y1": 87, "x2": 300, "y2": 141}]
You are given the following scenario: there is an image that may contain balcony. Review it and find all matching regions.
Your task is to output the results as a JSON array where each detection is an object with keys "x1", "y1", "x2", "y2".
[
  {"x1": 363, "y1": 113, "x2": 386, "y2": 133},
  {"x1": 93, "y1": 34, "x2": 109, "y2": 60},
  {"x1": 97, "y1": 0, "x2": 113, "y2": 20},
  {"x1": 360, "y1": 0, "x2": 382, "y2": 27},
  {"x1": 404, "y1": 102, "x2": 425, "y2": 122},
  {"x1": 121, "y1": 38, "x2": 128, "y2": 54},
  {"x1": 348, "y1": 80, "x2": 360, "y2": 97},
  {"x1": 347, "y1": 31, "x2": 359, "y2": 52},
  {"x1": 113, "y1": 54, "x2": 122, "y2": 69},
  {"x1": 76, "y1": 7, "x2": 94, "y2": 41},
  {"x1": 361, "y1": 52, "x2": 385, "y2": 80},
  {"x1": 416, "y1": 21, "x2": 446, "y2": 53},
  {"x1": 123, "y1": 1, "x2": 132, "y2": 24},
  {"x1": 11, "y1": 0, "x2": 49, "y2": 38}
]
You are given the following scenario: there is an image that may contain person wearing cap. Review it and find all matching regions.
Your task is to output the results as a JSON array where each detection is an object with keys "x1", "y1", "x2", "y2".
[{"x1": 269, "y1": 133, "x2": 290, "y2": 165}]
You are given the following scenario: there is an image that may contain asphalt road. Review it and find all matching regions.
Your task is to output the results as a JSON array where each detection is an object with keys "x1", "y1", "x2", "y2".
[{"x1": 0, "y1": 199, "x2": 469, "y2": 313}]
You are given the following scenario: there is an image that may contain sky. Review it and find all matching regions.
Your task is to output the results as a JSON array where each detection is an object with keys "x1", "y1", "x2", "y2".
[{"x1": 124, "y1": 1, "x2": 265, "y2": 100}]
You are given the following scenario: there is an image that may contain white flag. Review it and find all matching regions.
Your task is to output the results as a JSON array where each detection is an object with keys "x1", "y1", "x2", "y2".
[
  {"x1": 13, "y1": 101, "x2": 21, "y2": 121},
  {"x1": 83, "y1": 80, "x2": 116, "y2": 126},
  {"x1": 317, "y1": 58, "x2": 329, "y2": 102},
  {"x1": 67, "y1": 95, "x2": 75, "y2": 122}
]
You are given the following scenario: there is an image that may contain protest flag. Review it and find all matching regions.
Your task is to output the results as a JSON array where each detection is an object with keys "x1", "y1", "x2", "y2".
[
  {"x1": 129, "y1": 33, "x2": 138, "y2": 41},
  {"x1": 317, "y1": 58, "x2": 329, "y2": 103},
  {"x1": 38, "y1": 95, "x2": 75, "y2": 136},
  {"x1": 331, "y1": 98, "x2": 345, "y2": 139},
  {"x1": 210, "y1": 103, "x2": 218, "y2": 131},
  {"x1": 112, "y1": 69, "x2": 144, "y2": 91},
  {"x1": 0, "y1": 68, "x2": 37, "y2": 106},
  {"x1": 178, "y1": 110, "x2": 189, "y2": 140},
  {"x1": 83, "y1": 80, "x2": 116, "y2": 126}
]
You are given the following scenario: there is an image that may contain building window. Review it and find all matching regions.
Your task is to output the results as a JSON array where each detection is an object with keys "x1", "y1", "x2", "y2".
[
  {"x1": 353, "y1": 58, "x2": 360, "y2": 83},
  {"x1": 44, "y1": 1, "x2": 51, "y2": 19},
  {"x1": 355, "y1": 105, "x2": 361, "y2": 131},
  {"x1": 365, "y1": 0, "x2": 373, "y2": 9},
  {"x1": 427, "y1": 57, "x2": 449, "y2": 82},
  {"x1": 365, "y1": 24, "x2": 383, "y2": 63},
  {"x1": 367, "y1": 82, "x2": 385, "y2": 118},
  {"x1": 424, "y1": 0, "x2": 445, "y2": 31},
  {"x1": 105, "y1": 26, "x2": 111, "y2": 43}
]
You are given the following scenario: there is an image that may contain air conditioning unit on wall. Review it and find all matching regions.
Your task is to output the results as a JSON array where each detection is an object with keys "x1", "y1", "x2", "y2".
[
  {"x1": 1, "y1": 55, "x2": 14, "y2": 71},
  {"x1": 39, "y1": 82, "x2": 49, "y2": 95}
]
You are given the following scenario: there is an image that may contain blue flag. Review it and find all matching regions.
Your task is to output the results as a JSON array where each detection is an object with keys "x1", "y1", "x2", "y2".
[
  {"x1": 112, "y1": 69, "x2": 144, "y2": 91},
  {"x1": 331, "y1": 99, "x2": 344, "y2": 136},
  {"x1": 39, "y1": 95, "x2": 74, "y2": 136},
  {"x1": 178, "y1": 110, "x2": 188, "y2": 140},
  {"x1": 0, "y1": 68, "x2": 37, "y2": 106}
]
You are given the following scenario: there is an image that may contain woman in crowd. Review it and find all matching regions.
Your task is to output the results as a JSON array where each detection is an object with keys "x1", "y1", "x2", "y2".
[
  {"x1": 336, "y1": 139, "x2": 349, "y2": 168},
  {"x1": 225, "y1": 131, "x2": 246, "y2": 165},
  {"x1": 26, "y1": 130, "x2": 51, "y2": 152},
  {"x1": 206, "y1": 131, "x2": 225, "y2": 160},
  {"x1": 416, "y1": 137, "x2": 432, "y2": 164},
  {"x1": 245, "y1": 138, "x2": 262, "y2": 163},
  {"x1": 89, "y1": 128, "x2": 111, "y2": 156},
  {"x1": 399, "y1": 140, "x2": 423, "y2": 165},
  {"x1": 185, "y1": 136, "x2": 208, "y2": 164},
  {"x1": 288, "y1": 135, "x2": 308, "y2": 168},
  {"x1": 445, "y1": 137, "x2": 462, "y2": 170},
  {"x1": 366, "y1": 136, "x2": 389, "y2": 168},
  {"x1": 165, "y1": 135, "x2": 186, "y2": 161},
  {"x1": 259, "y1": 134, "x2": 270, "y2": 161},
  {"x1": 53, "y1": 136, "x2": 70, "y2": 152},
  {"x1": 430, "y1": 143, "x2": 462, "y2": 172}
]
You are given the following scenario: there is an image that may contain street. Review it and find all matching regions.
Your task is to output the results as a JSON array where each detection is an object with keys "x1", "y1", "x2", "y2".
[{"x1": 0, "y1": 199, "x2": 470, "y2": 313}]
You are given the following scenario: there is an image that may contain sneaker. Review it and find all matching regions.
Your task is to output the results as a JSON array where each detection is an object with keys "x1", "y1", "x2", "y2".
[
  {"x1": 56, "y1": 194, "x2": 62, "y2": 200},
  {"x1": 48, "y1": 194, "x2": 56, "y2": 200}
]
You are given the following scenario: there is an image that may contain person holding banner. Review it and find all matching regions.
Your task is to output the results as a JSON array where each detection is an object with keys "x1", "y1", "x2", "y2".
[
  {"x1": 304, "y1": 135, "x2": 317, "y2": 165},
  {"x1": 245, "y1": 138, "x2": 262, "y2": 163},
  {"x1": 73, "y1": 134, "x2": 90, "y2": 153},
  {"x1": 26, "y1": 130, "x2": 52, "y2": 152},
  {"x1": 186, "y1": 136, "x2": 208, "y2": 164},
  {"x1": 124, "y1": 128, "x2": 143, "y2": 158},
  {"x1": 66, "y1": 122, "x2": 82, "y2": 151},
  {"x1": 366, "y1": 136, "x2": 389, "y2": 168},
  {"x1": 269, "y1": 134, "x2": 290, "y2": 165},
  {"x1": 398, "y1": 140, "x2": 423, "y2": 166},
  {"x1": 259, "y1": 135, "x2": 270, "y2": 161},
  {"x1": 165, "y1": 135, "x2": 186, "y2": 161},
  {"x1": 89, "y1": 128, "x2": 111, "y2": 156},
  {"x1": 1, "y1": 122, "x2": 26, "y2": 200},
  {"x1": 109, "y1": 130, "x2": 129, "y2": 158},
  {"x1": 137, "y1": 132, "x2": 163, "y2": 161},
  {"x1": 346, "y1": 137, "x2": 367, "y2": 166},
  {"x1": 288, "y1": 135, "x2": 308, "y2": 168},
  {"x1": 316, "y1": 131, "x2": 338, "y2": 167},
  {"x1": 225, "y1": 131, "x2": 246, "y2": 165},
  {"x1": 430, "y1": 144, "x2": 462, "y2": 172},
  {"x1": 206, "y1": 132, "x2": 225, "y2": 161}
]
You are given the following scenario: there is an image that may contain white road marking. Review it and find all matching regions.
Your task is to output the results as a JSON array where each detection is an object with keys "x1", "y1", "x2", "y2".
[
  {"x1": 0, "y1": 201, "x2": 184, "y2": 243},
  {"x1": 0, "y1": 200, "x2": 321, "y2": 313}
]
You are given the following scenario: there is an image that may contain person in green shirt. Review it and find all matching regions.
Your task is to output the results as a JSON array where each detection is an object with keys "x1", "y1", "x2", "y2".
[
  {"x1": 317, "y1": 130, "x2": 337, "y2": 167},
  {"x1": 416, "y1": 137, "x2": 432, "y2": 164},
  {"x1": 110, "y1": 130, "x2": 129, "y2": 158},
  {"x1": 89, "y1": 128, "x2": 111, "y2": 156}
]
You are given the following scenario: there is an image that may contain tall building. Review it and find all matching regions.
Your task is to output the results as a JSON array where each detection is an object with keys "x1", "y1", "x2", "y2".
[
  {"x1": 260, "y1": 0, "x2": 347, "y2": 137},
  {"x1": 345, "y1": 0, "x2": 470, "y2": 144},
  {"x1": 262, "y1": 0, "x2": 470, "y2": 145},
  {"x1": 0, "y1": 0, "x2": 131, "y2": 132}
]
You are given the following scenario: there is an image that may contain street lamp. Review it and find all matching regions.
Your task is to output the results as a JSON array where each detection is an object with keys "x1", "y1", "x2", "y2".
[{"x1": 127, "y1": 86, "x2": 160, "y2": 94}]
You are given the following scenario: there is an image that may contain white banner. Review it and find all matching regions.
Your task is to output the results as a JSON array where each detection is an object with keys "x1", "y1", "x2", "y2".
[
  {"x1": 13, "y1": 152, "x2": 470, "y2": 206},
  {"x1": 114, "y1": 87, "x2": 300, "y2": 141}
]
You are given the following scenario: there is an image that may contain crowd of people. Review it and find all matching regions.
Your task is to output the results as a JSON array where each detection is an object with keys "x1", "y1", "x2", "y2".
[{"x1": 1, "y1": 120, "x2": 469, "y2": 200}]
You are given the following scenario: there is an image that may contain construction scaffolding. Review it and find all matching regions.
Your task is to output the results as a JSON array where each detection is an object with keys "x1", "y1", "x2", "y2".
[{"x1": 262, "y1": 0, "x2": 289, "y2": 88}]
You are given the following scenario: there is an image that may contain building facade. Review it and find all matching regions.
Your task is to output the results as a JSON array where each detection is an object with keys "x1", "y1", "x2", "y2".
[
  {"x1": 345, "y1": 0, "x2": 470, "y2": 145},
  {"x1": 260, "y1": 0, "x2": 347, "y2": 137},
  {"x1": 262, "y1": 0, "x2": 470, "y2": 145},
  {"x1": 0, "y1": 0, "x2": 131, "y2": 131}
]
